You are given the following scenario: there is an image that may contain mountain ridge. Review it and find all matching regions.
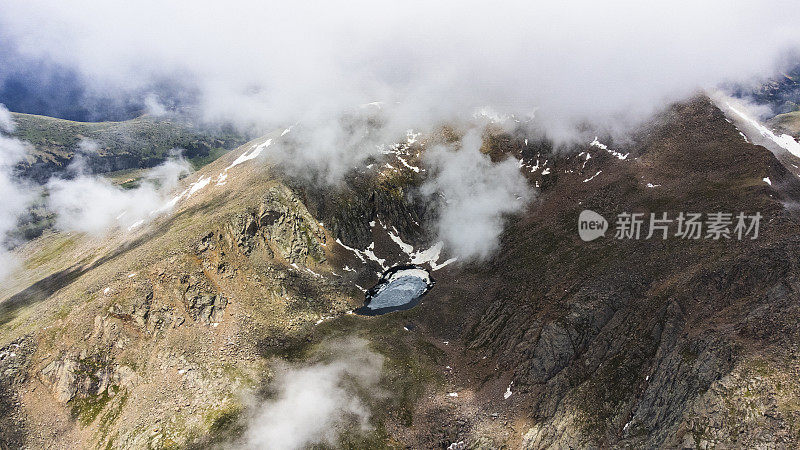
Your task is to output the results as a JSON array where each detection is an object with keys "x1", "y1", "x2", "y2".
[{"x1": 3, "y1": 95, "x2": 800, "y2": 448}]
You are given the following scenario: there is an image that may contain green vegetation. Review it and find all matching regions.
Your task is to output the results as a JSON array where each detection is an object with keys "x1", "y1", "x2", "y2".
[
  {"x1": 95, "y1": 390, "x2": 128, "y2": 447},
  {"x1": 771, "y1": 109, "x2": 800, "y2": 137},
  {"x1": 104, "y1": 147, "x2": 231, "y2": 189},
  {"x1": 231, "y1": 312, "x2": 444, "y2": 446},
  {"x1": 23, "y1": 235, "x2": 77, "y2": 270},
  {"x1": 11, "y1": 112, "x2": 245, "y2": 181},
  {"x1": 189, "y1": 146, "x2": 232, "y2": 170},
  {"x1": 204, "y1": 402, "x2": 246, "y2": 445},
  {"x1": 71, "y1": 391, "x2": 113, "y2": 426}
]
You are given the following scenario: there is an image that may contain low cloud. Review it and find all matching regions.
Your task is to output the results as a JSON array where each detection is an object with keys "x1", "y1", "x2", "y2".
[
  {"x1": 1, "y1": 2, "x2": 799, "y2": 267},
  {"x1": 46, "y1": 156, "x2": 192, "y2": 234},
  {"x1": 76, "y1": 138, "x2": 100, "y2": 154},
  {"x1": 0, "y1": 104, "x2": 13, "y2": 133},
  {"x1": 2, "y1": 1, "x2": 798, "y2": 140},
  {"x1": 0, "y1": 104, "x2": 35, "y2": 280},
  {"x1": 421, "y1": 130, "x2": 533, "y2": 260},
  {"x1": 273, "y1": 106, "x2": 426, "y2": 183},
  {"x1": 144, "y1": 93, "x2": 168, "y2": 117},
  {"x1": 239, "y1": 338, "x2": 384, "y2": 450}
]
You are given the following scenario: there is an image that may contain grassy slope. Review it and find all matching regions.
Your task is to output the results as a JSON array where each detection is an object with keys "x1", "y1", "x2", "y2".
[
  {"x1": 1, "y1": 132, "x2": 454, "y2": 449},
  {"x1": 10, "y1": 112, "x2": 245, "y2": 181},
  {"x1": 6, "y1": 113, "x2": 245, "y2": 243},
  {"x1": 770, "y1": 109, "x2": 800, "y2": 138}
]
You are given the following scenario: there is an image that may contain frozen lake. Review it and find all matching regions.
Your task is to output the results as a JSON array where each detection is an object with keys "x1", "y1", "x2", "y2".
[{"x1": 356, "y1": 265, "x2": 434, "y2": 315}]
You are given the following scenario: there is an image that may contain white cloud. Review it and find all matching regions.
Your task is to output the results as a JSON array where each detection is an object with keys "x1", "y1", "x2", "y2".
[
  {"x1": 0, "y1": 1, "x2": 798, "y2": 139},
  {"x1": 241, "y1": 338, "x2": 384, "y2": 450},
  {"x1": 0, "y1": 104, "x2": 14, "y2": 133},
  {"x1": 144, "y1": 93, "x2": 168, "y2": 117},
  {"x1": 1, "y1": 2, "x2": 799, "y2": 267},
  {"x1": 421, "y1": 130, "x2": 533, "y2": 260},
  {"x1": 46, "y1": 157, "x2": 192, "y2": 234},
  {"x1": 0, "y1": 106, "x2": 35, "y2": 280},
  {"x1": 76, "y1": 138, "x2": 100, "y2": 154}
]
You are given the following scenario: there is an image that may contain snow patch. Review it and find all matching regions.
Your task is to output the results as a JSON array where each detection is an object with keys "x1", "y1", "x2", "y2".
[
  {"x1": 518, "y1": 157, "x2": 545, "y2": 174},
  {"x1": 388, "y1": 230, "x2": 414, "y2": 254},
  {"x1": 127, "y1": 219, "x2": 145, "y2": 231},
  {"x1": 397, "y1": 156, "x2": 420, "y2": 172},
  {"x1": 215, "y1": 172, "x2": 228, "y2": 186},
  {"x1": 387, "y1": 232, "x2": 457, "y2": 270},
  {"x1": 589, "y1": 137, "x2": 608, "y2": 150},
  {"x1": 590, "y1": 137, "x2": 628, "y2": 160},
  {"x1": 362, "y1": 243, "x2": 387, "y2": 270},
  {"x1": 582, "y1": 170, "x2": 602, "y2": 183},
  {"x1": 335, "y1": 238, "x2": 387, "y2": 268},
  {"x1": 406, "y1": 129, "x2": 420, "y2": 145},
  {"x1": 504, "y1": 382, "x2": 513, "y2": 399},
  {"x1": 725, "y1": 102, "x2": 800, "y2": 159},
  {"x1": 226, "y1": 139, "x2": 272, "y2": 171},
  {"x1": 187, "y1": 176, "x2": 211, "y2": 197}
]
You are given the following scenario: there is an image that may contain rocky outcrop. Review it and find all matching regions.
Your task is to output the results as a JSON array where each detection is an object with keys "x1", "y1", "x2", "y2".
[
  {"x1": 0, "y1": 337, "x2": 36, "y2": 448},
  {"x1": 221, "y1": 185, "x2": 326, "y2": 265},
  {"x1": 104, "y1": 268, "x2": 231, "y2": 330},
  {"x1": 40, "y1": 358, "x2": 80, "y2": 403},
  {"x1": 298, "y1": 172, "x2": 426, "y2": 250},
  {"x1": 172, "y1": 272, "x2": 228, "y2": 326},
  {"x1": 454, "y1": 98, "x2": 800, "y2": 448},
  {"x1": 109, "y1": 291, "x2": 152, "y2": 327},
  {"x1": 186, "y1": 293, "x2": 227, "y2": 325},
  {"x1": 39, "y1": 354, "x2": 138, "y2": 404}
]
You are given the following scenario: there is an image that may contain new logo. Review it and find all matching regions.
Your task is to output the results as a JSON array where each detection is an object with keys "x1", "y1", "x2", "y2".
[{"x1": 578, "y1": 210, "x2": 608, "y2": 241}]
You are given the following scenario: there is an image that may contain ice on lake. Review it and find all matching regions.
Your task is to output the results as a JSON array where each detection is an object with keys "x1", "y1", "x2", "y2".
[{"x1": 356, "y1": 266, "x2": 434, "y2": 315}]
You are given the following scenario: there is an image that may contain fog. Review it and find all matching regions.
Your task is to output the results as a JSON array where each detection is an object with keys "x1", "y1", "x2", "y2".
[
  {"x1": 0, "y1": 104, "x2": 35, "y2": 280},
  {"x1": 1, "y1": 1, "x2": 799, "y2": 259},
  {"x1": 422, "y1": 131, "x2": 533, "y2": 259},
  {"x1": 46, "y1": 156, "x2": 192, "y2": 234},
  {"x1": 1, "y1": 1, "x2": 798, "y2": 138},
  {"x1": 239, "y1": 338, "x2": 384, "y2": 450}
]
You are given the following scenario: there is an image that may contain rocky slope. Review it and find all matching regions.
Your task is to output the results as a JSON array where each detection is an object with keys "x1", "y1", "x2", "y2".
[
  {"x1": 2, "y1": 96, "x2": 800, "y2": 448},
  {"x1": 451, "y1": 98, "x2": 800, "y2": 448}
]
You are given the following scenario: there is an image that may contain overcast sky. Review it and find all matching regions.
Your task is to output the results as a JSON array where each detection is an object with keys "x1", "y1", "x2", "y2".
[{"x1": 1, "y1": 0, "x2": 798, "y2": 135}]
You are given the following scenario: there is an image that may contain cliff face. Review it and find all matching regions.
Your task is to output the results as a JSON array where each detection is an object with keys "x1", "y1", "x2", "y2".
[
  {"x1": 453, "y1": 98, "x2": 800, "y2": 448},
  {"x1": 3, "y1": 97, "x2": 800, "y2": 448}
]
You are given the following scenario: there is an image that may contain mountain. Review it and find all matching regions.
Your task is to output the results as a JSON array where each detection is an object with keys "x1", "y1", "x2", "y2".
[
  {"x1": 9, "y1": 112, "x2": 246, "y2": 183},
  {"x1": 770, "y1": 109, "x2": 800, "y2": 139},
  {"x1": 3, "y1": 95, "x2": 800, "y2": 448},
  {"x1": 734, "y1": 64, "x2": 800, "y2": 115}
]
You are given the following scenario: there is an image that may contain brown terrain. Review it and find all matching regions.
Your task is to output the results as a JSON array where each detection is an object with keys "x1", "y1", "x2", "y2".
[{"x1": 2, "y1": 95, "x2": 800, "y2": 448}]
